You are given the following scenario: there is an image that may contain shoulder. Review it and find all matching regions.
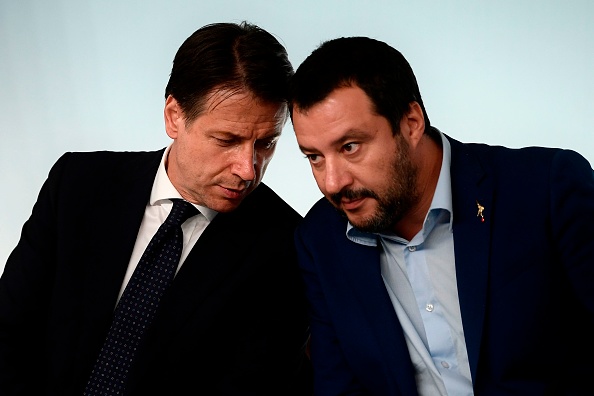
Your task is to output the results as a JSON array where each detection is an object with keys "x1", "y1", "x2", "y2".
[
  {"x1": 297, "y1": 197, "x2": 346, "y2": 239},
  {"x1": 54, "y1": 149, "x2": 163, "y2": 172},
  {"x1": 42, "y1": 150, "x2": 164, "y2": 200},
  {"x1": 449, "y1": 135, "x2": 556, "y2": 162},
  {"x1": 235, "y1": 182, "x2": 303, "y2": 227},
  {"x1": 448, "y1": 135, "x2": 592, "y2": 180}
]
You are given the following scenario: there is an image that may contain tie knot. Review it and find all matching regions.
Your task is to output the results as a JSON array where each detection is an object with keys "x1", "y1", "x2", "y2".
[{"x1": 166, "y1": 199, "x2": 199, "y2": 227}]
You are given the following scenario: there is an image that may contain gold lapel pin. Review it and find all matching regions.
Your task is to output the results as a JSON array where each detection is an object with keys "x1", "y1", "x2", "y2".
[{"x1": 476, "y1": 200, "x2": 485, "y2": 222}]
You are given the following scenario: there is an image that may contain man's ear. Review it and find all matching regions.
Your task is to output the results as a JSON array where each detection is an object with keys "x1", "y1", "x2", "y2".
[
  {"x1": 164, "y1": 95, "x2": 183, "y2": 139},
  {"x1": 400, "y1": 101, "x2": 426, "y2": 148}
]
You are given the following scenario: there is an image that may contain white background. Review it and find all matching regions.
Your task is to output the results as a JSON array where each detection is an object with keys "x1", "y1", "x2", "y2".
[{"x1": 1, "y1": 0, "x2": 593, "y2": 271}]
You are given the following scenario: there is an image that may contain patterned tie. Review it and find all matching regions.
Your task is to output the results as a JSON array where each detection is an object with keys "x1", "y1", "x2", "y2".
[{"x1": 84, "y1": 199, "x2": 198, "y2": 396}]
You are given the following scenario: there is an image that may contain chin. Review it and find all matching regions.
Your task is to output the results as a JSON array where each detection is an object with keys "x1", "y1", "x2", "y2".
[
  {"x1": 341, "y1": 210, "x2": 372, "y2": 230},
  {"x1": 348, "y1": 210, "x2": 394, "y2": 234},
  {"x1": 215, "y1": 202, "x2": 243, "y2": 213},
  {"x1": 349, "y1": 217, "x2": 373, "y2": 231}
]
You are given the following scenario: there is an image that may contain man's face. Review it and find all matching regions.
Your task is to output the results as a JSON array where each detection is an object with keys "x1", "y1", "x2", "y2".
[
  {"x1": 292, "y1": 85, "x2": 419, "y2": 233},
  {"x1": 164, "y1": 90, "x2": 287, "y2": 212}
]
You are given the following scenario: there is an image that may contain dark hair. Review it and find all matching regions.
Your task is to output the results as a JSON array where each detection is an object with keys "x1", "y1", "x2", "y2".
[
  {"x1": 165, "y1": 21, "x2": 294, "y2": 121},
  {"x1": 289, "y1": 36, "x2": 434, "y2": 138}
]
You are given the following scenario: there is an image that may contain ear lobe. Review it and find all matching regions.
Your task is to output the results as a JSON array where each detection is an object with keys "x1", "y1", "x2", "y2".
[
  {"x1": 402, "y1": 101, "x2": 425, "y2": 147},
  {"x1": 164, "y1": 95, "x2": 182, "y2": 139}
]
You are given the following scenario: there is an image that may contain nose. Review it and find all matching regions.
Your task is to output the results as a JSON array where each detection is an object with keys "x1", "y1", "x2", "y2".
[
  {"x1": 233, "y1": 145, "x2": 256, "y2": 182},
  {"x1": 322, "y1": 157, "x2": 351, "y2": 196}
]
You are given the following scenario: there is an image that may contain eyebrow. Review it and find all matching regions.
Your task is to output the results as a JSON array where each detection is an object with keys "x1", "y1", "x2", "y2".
[
  {"x1": 262, "y1": 131, "x2": 282, "y2": 140},
  {"x1": 299, "y1": 128, "x2": 369, "y2": 153},
  {"x1": 213, "y1": 130, "x2": 281, "y2": 141}
]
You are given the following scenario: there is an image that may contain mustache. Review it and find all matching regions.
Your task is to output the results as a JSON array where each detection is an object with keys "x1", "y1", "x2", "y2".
[{"x1": 330, "y1": 188, "x2": 379, "y2": 207}]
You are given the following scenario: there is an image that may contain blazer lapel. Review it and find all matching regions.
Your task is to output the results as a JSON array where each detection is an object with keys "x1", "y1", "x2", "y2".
[
  {"x1": 151, "y1": 208, "x2": 251, "y2": 333},
  {"x1": 448, "y1": 136, "x2": 493, "y2": 381},
  {"x1": 340, "y1": 236, "x2": 418, "y2": 395},
  {"x1": 82, "y1": 151, "x2": 163, "y2": 328}
]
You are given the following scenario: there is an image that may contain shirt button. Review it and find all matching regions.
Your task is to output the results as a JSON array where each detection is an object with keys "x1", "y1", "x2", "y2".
[
  {"x1": 426, "y1": 304, "x2": 434, "y2": 312},
  {"x1": 441, "y1": 361, "x2": 450, "y2": 369},
  {"x1": 408, "y1": 246, "x2": 416, "y2": 252}
]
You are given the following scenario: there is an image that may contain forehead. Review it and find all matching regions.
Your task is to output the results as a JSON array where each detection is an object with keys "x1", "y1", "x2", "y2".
[
  {"x1": 206, "y1": 89, "x2": 285, "y2": 114},
  {"x1": 295, "y1": 86, "x2": 376, "y2": 122},
  {"x1": 292, "y1": 86, "x2": 385, "y2": 144},
  {"x1": 199, "y1": 89, "x2": 287, "y2": 135}
]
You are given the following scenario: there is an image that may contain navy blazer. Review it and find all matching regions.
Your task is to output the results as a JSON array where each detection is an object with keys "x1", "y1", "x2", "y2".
[
  {"x1": 295, "y1": 136, "x2": 594, "y2": 395},
  {"x1": 0, "y1": 149, "x2": 311, "y2": 395}
]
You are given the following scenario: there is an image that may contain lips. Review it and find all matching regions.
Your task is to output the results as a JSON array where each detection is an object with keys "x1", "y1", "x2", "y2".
[
  {"x1": 220, "y1": 186, "x2": 247, "y2": 200},
  {"x1": 341, "y1": 197, "x2": 366, "y2": 211},
  {"x1": 331, "y1": 188, "x2": 376, "y2": 211}
]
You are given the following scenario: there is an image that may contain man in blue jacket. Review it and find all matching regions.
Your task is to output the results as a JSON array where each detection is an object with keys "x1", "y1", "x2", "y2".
[{"x1": 289, "y1": 36, "x2": 594, "y2": 395}]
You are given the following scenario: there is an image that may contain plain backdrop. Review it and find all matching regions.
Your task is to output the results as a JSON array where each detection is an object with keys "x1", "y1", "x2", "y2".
[{"x1": 1, "y1": 0, "x2": 593, "y2": 272}]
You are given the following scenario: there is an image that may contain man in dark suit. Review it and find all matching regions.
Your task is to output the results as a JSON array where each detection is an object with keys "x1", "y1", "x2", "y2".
[
  {"x1": 289, "y1": 36, "x2": 594, "y2": 395},
  {"x1": 0, "y1": 22, "x2": 311, "y2": 395}
]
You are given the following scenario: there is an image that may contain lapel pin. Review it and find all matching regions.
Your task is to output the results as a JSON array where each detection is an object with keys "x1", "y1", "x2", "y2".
[{"x1": 476, "y1": 200, "x2": 485, "y2": 222}]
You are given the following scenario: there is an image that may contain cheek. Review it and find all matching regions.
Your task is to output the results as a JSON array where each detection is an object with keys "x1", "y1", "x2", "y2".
[
  {"x1": 179, "y1": 144, "x2": 218, "y2": 179},
  {"x1": 311, "y1": 170, "x2": 327, "y2": 192}
]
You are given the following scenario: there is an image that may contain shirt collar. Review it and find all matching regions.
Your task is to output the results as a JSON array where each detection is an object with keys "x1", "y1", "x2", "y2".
[
  {"x1": 431, "y1": 130, "x2": 453, "y2": 229},
  {"x1": 346, "y1": 129, "x2": 453, "y2": 246},
  {"x1": 149, "y1": 144, "x2": 218, "y2": 222}
]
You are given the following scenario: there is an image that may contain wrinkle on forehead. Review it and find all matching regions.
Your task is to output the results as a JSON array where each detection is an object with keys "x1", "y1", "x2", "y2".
[
  {"x1": 207, "y1": 88, "x2": 250, "y2": 112},
  {"x1": 210, "y1": 89, "x2": 287, "y2": 127},
  {"x1": 207, "y1": 88, "x2": 286, "y2": 113}
]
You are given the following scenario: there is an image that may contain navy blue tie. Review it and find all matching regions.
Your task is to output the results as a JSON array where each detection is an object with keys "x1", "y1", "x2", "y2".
[{"x1": 84, "y1": 199, "x2": 198, "y2": 395}]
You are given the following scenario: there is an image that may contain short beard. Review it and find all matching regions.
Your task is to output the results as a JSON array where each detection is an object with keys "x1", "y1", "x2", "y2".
[{"x1": 330, "y1": 134, "x2": 419, "y2": 233}]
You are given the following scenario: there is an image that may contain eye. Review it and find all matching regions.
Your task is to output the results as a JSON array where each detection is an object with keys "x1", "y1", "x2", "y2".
[
  {"x1": 257, "y1": 139, "x2": 277, "y2": 150},
  {"x1": 304, "y1": 153, "x2": 322, "y2": 165},
  {"x1": 214, "y1": 137, "x2": 235, "y2": 146},
  {"x1": 343, "y1": 142, "x2": 360, "y2": 154}
]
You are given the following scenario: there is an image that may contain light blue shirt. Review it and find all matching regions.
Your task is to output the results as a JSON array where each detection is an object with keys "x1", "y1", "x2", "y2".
[{"x1": 346, "y1": 132, "x2": 473, "y2": 396}]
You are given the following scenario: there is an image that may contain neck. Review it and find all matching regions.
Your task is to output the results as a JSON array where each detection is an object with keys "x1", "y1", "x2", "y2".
[{"x1": 393, "y1": 136, "x2": 443, "y2": 241}]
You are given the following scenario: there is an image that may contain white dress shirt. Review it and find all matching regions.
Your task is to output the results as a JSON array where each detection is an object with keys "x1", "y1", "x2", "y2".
[{"x1": 117, "y1": 145, "x2": 218, "y2": 302}]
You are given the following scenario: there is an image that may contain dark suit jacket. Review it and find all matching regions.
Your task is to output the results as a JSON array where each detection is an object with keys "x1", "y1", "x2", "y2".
[
  {"x1": 295, "y1": 136, "x2": 594, "y2": 395},
  {"x1": 0, "y1": 149, "x2": 312, "y2": 395}
]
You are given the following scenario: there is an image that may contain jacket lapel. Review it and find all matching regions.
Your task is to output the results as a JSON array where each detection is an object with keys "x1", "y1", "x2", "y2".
[
  {"x1": 82, "y1": 150, "x2": 163, "y2": 329},
  {"x1": 151, "y1": 208, "x2": 252, "y2": 332},
  {"x1": 147, "y1": 184, "x2": 279, "y2": 337},
  {"x1": 448, "y1": 136, "x2": 493, "y2": 381},
  {"x1": 339, "y1": 233, "x2": 418, "y2": 395}
]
